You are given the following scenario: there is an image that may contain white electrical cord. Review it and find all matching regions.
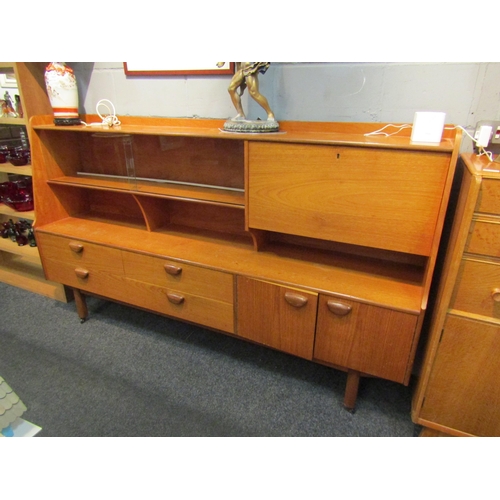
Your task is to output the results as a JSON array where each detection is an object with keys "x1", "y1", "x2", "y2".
[
  {"x1": 364, "y1": 123, "x2": 413, "y2": 137},
  {"x1": 365, "y1": 123, "x2": 494, "y2": 161},
  {"x1": 80, "y1": 99, "x2": 121, "y2": 128}
]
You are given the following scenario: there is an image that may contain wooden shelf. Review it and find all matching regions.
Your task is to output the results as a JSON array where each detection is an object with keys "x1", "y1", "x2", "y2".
[
  {"x1": 0, "y1": 252, "x2": 68, "y2": 301},
  {"x1": 0, "y1": 203, "x2": 35, "y2": 219},
  {"x1": 0, "y1": 237, "x2": 40, "y2": 263},
  {"x1": 48, "y1": 175, "x2": 245, "y2": 207},
  {"x1": 0, "y1": 163, "x2": 32, "y2": 176},
  {"x1": 0, "y1": 117, "x2": 27, "y2": 126}
]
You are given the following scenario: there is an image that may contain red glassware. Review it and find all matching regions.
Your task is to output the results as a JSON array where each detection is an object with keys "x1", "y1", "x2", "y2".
[{"x1": 3, "y1": 192, "x2": 34, "y2": 211}]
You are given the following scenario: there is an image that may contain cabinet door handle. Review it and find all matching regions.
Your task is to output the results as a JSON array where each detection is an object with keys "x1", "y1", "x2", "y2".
[
  {"x1": 74, "y1": 267, "x2": 89, "y2": 279},
  {"x1": 492, "y1": 288, "x2": 500, "y2": 302},
  {"x1": 167, "y1": 292, "x2": 185, "y2": 305},
  {"x1": 164, "y1": 264, "x2": 182, "y2": 276},
  {"x1": 284, "y1": 291, "x2": 308, "y2": 308},
  {"x1": 327, "y1": 300, "x2": 352, "y2": 316},
  {"x1": 69, "y1": 241, "x2": 84, "y2": 253}
]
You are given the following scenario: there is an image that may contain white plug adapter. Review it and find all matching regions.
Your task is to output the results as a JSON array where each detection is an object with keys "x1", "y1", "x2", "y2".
[{"x1": 476, "y1": 125, "x2": 493, "y2": 147}]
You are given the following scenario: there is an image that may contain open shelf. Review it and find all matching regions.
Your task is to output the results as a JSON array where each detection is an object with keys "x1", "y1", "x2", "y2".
[
  {"x1": 0, "y1": 204, "x2": 35, "y2": 219},
  {"x1": 0, "y1": 163, "x2": 33, "y2": 176},
  {"x1": 0, "y1": 237, "x2": 39, "y2": 263},
  {"x1": 49, "y1": 175, "x2": 245, "y2": 207},
  {"x1": 0, "y1": 251, "x2": 68, "y2": 301}
]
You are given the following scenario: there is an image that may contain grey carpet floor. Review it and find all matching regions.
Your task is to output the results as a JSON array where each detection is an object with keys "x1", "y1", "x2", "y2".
[{"x1": 0, "y1": 282, "x2": 420, "y2": 436}]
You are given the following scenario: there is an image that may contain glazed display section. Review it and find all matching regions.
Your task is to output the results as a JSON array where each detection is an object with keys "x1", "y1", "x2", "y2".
[
  {"x1": 30, "y1": 115, "x2": 462, "y2": 409},
  {"x1": 413, "y1": 153, "x2": 500, "y2": 436}
]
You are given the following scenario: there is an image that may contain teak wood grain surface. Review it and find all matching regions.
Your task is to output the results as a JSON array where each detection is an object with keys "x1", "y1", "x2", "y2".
[
  {"x1": 30, "y1": 115, "x2": 462, "y2": 410},
  {"x1": 413, "y1": 153, "x2": 500, "y2": 436}
]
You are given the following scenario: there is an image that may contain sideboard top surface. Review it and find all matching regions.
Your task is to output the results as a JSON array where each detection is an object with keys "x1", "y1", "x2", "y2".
[{"x1": 30, "y1": 115, "x2": 459, "y2": 152}]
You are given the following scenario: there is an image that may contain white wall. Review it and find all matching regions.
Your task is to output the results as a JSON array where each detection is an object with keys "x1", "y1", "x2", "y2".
[
  {"x1": 73, "y1": 62, "x2": 239, "y2": 121},
  {"x1": 72, "y1": 62, "x2": 500, "y2": 152}
]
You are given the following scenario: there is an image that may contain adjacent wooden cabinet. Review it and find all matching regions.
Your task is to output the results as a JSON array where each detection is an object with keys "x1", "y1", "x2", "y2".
[
  {"x1": 0, "y1": 62, "x2": 68, "y2": 301},
  {"x1": 413, "y1": 153, "x2": 500, "y2": 435},
  {"x1": 30, "y1": 116, "x2": 462, "y2": 409}
]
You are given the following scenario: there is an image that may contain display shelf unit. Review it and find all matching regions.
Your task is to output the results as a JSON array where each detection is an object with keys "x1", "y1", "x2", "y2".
[
  {"x1": 0, "y1": 62, "x2": 69, "y2": 301},
  {"x1": 31, "y1": 115, "x2": 462, "y2": 409}
]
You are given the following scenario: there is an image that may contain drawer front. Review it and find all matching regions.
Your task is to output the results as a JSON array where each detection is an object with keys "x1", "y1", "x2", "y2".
[
  {"x1": 122, "y1": 251, "x2": 233, "y2": 304},
  {"x1": 37, "y1": 232, "x2": 126, "y2": 298},
  {"x1": 451, "y1": 258, "x2": 500, "y2": 319},
  {"x1": 123, "y1": 279, "x2": 234, "y2": 333},
  {"x1": 467, "y1": 219, "x2": 500, "y2": 258},
  {"x1": 36, "y1": 232, "x2": 124, "y2": 273},
  {"x1": 313, "y1": 296, "x2": 418, "y2": 383},
  {"x1": 476, "y1": 179, "x2": 500, "y2": 215},
  {"x1": 41, "y1": 255, "x2": 128, "y2": 300}
]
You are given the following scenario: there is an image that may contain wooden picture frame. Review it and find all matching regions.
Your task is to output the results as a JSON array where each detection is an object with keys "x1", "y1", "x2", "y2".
[{"x1": 123, "y1": 62, "x2": 235, "y2": 76}]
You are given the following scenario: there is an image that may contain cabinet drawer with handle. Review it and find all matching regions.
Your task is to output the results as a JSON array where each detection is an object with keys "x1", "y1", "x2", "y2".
[
  {"x1": 451, "y1": 258, "x2": 500, "y2": 320},
  {"x1": 122, "y1": 251, "x2": 233, "y2": 304},
  {"x1": 122, "y1": 279, "x2": 234, "y2": 333},
  {"x1": 467, "y1": 219, "x2": 500, "y2": 258},
  {"x1": 39, "y1": 254, "x2": 128, "y2": 300},
  {"x1": 36, "y1": 233, "x2": 124, "y2": 273}
]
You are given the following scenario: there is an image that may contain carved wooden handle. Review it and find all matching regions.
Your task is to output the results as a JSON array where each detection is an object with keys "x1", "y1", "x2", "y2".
[
  {"x1": 327, "y1": 300, "x2": 352, "y2": 316},
  {"x1": 284, "y1": 291, "x2": 308, "y2": 308},
  {"x1": 164, "y1": 264, "x2": 182, "y2": 276},
  {"x1": 492, "y1": 288, "x2": 500, "y2": 302},
  {"x1": 167, "y1": 292, "x2": 184, "y2": 305},
  {"x1": 69, "y1": 241, "x2": 84, "y2": 253},
  {"x1": 74, "y1": 267, "x2": 89, "y2": 279}
]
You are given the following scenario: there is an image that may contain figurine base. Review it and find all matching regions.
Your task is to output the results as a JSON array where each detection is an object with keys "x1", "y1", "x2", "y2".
[
  {"x1": 53, "y1": 117, "x2": 81, "y2": 126},
  {"x1": 223, "y1": 119, "x2": 279, "y2": 133}
]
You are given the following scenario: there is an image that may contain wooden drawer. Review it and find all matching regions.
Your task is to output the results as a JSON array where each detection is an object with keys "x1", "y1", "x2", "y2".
[
  {"x1": 123, "y1": 278, "x2": 234, "y2": 333},
  {"x1": 121, "y1": 251, "x2": 233, "y2": 304},
  {"x1": 451, "y1": 258, "x2": 500, "y2": 320},
  {"x1": 467, "y1": 219, "x2": 500, "y2": 258},
  {"x1": 36, "y1": 232, "x2": 124, "y2": 273},
  {"x1": 476, "y1": 179, "x2": 500, "y2": 215},
  {"x1": 40, "y1": 257, "x2": 130, "y2": 301},
  {"x1": 36, "y1": 233, "x2": 126, "y2": 298}
]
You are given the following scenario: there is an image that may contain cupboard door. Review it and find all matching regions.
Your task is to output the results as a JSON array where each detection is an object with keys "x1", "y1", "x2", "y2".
[
  {"x1": 420, "y1": 315, "x2": 500, "y2": 436},
  {"x1": 236, "y1": 277, "x2": 318, "y2": 359},
  {"x1": 313, "y1": 296, "x2": 418, "y2": 383}
]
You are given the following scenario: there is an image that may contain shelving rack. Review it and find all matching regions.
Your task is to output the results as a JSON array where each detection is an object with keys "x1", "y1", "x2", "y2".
[{"x1": 0, "y1": 62, "x2": 69, "y2": 301}]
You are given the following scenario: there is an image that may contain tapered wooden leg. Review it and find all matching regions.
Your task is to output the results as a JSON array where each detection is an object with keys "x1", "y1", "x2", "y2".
[
  {"x1": 344, "y1": 370, "x2": 361, "y2": 412},
  {"x1": 73, "y1": 288, "x2": 88, "y2": 323}
]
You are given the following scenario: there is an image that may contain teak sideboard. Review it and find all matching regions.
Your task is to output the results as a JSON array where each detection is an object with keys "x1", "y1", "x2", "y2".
[{"x1": 30, "y1": 115, "x2": 462, "y2": 410}]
